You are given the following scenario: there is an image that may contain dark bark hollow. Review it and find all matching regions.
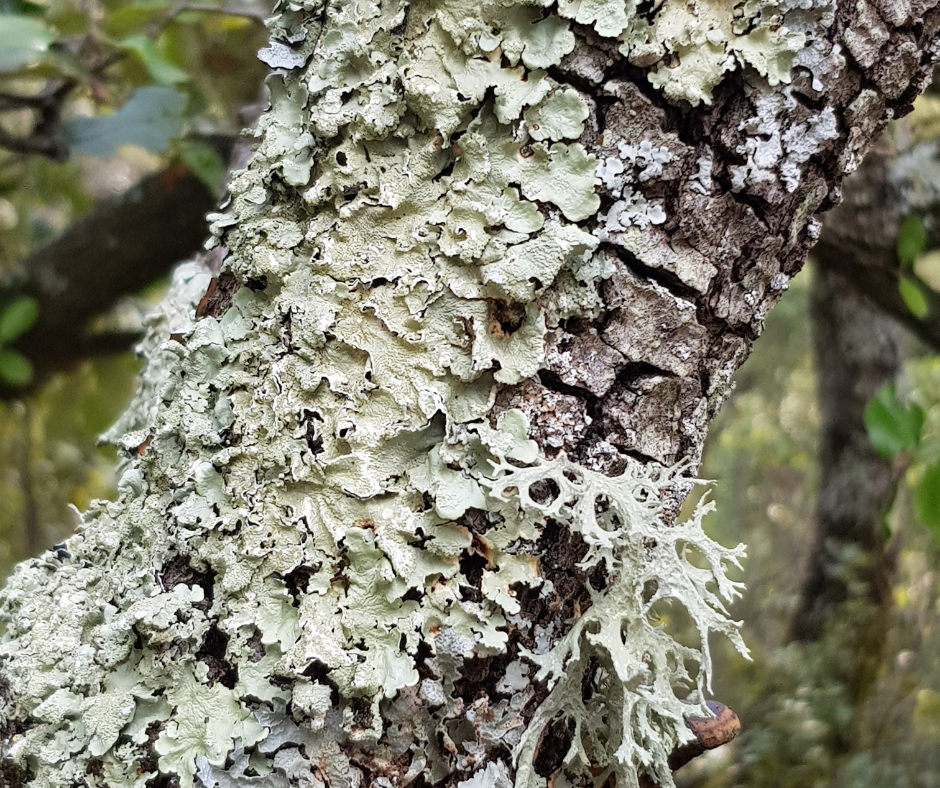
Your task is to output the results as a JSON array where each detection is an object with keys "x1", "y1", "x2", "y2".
[{"x1": 0, "y1": 2, "x2": 939, "y2": 788}]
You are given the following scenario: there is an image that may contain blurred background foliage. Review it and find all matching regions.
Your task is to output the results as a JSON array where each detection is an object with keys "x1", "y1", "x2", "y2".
[
  {"x1": 679, "y1": 76, "x2": 940, "y2": 786},
  {"x1": 0, "y1": 0, "x2": 270, "y2": 567},
  {"x1": 4, "y1": 3, "x2": 940, "y2": 788},
  {"x1": 683, "y1": 273, "x2": 940, "y2": 787}
]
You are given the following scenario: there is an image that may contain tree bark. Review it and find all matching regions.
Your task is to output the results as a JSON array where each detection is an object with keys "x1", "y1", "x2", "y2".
[{"x1": 1, "y1": 2, "x2": 939, "y2": 788}]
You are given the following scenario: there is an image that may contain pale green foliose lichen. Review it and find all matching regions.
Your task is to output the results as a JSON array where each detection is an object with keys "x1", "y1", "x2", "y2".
[{"x1": 0, "y1": 0, "x2": 822, "y2": 785}]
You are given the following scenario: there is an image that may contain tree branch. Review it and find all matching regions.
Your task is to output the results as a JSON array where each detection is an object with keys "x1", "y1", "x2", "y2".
[
  {"x1": 0, "y1": 2, "x2": 938, "y2": 786},
  {"x1": 0, "y1": 159, "x2": 221, "y2": 396},
  {"x1": 816, "y1": 143, "x2": 940, "y2": 351},
  {"x1": 636, "y1": 702, "x2": 742, "y2": 786},
  {"x1": 0, "y1": 79, "x2": 74, "y2": 161}
]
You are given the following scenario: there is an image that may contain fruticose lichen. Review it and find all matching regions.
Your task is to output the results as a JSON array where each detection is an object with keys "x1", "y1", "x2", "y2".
[{"x1": 0, "y1": 0, "x2": 830, "y2": 785}]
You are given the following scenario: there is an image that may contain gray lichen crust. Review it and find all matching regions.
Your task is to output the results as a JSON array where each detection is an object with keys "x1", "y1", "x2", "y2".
[{"x1": 0, "y1": 0, "x2": 914, "y2": 786}]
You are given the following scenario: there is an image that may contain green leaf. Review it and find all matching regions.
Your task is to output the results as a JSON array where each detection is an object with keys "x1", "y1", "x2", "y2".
[
  {"x1": 0, "y1": 349, "x2": 33, "y2": 386},
  {"x1": 0, "y1": 2, "x2": 45, "y2": 13},
  {"x1": 104, "y1": 4, "x2": 168, "y2": 38},
  {"x1": 0, "y1": 295, "x2": 39, "y2": 343},
  {"x1": 897, "y1": 215, "x2": 928, "y2": 267},
  {"x1": 41, "y1": 8, "x2": 89, "y2": 35},
  {"x1": 899, "y1": 276, "x2": 930, "y2": 319},
  {"x1": 177, "y1": 139, "x2": 225, "y2": 193},
  {"x1": 864, "y1": 383, "x2": 925, "y2": 458},
  {"x1": 915, "y1": 462, "x2": 940, "y2": 531},
  {"x1": 914, "y1": 248, "x2": 940, "y2": 291},
  {"x1": 63, "y1": 86, "x2": 187, "y2": 156},
  {"x1": 0, "y1": 15, "x2": 54, "y2": 71},
  {"x1": 121, "y1": 35, "x2": 189, "y2": 85}
]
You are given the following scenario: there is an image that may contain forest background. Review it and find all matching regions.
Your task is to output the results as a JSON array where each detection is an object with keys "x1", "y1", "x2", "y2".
[{"x1": 2, "y1": 1, "x2": 940, "y2": 786}]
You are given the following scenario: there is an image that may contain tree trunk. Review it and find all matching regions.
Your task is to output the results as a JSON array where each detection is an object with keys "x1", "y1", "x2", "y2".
[
  {"x1": 2, "y1": 2, "x2": 939, "y2": 788},
  {"x1": 793, "y1": 262, "x2": 900, "y2": 745}
]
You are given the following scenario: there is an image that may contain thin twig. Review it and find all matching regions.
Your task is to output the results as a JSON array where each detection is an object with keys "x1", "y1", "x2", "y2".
[
  {"x1": 0, "y1": 77, "x2": 74, "y2": 159},
  {"x1": 0, "y1": 126, "x2": 65, "y2": 160},
  {"x1": 0, "y1": 93, "x2": 51, "y2": 111}
]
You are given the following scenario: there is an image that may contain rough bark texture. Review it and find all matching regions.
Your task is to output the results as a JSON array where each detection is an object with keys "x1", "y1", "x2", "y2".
[{"x1": 0, "y1": 2, "x2": 939, "y2": 788}]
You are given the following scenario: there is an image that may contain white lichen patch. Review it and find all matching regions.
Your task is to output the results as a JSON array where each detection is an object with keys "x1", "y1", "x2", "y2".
[
  {"x1": 730, "y1": 89, "x2": 839, "y2": 193},
  {"x1": 496, "y1": 459, "x2": 746, "y2": 788},
  {"x1": 0, "y1": 0, "x2": 807, "y2": 785},
  {"x1": 596, "y1": 140, "x2": 673, "y2": 238}
]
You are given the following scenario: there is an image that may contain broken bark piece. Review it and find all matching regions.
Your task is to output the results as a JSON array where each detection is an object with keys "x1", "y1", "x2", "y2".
[
  {"x1": 670, "y1": 700, "x2": 742, "y2": 771},
  {"x1": 195, "y1": 269, "x2": 242, "y2": 319}
]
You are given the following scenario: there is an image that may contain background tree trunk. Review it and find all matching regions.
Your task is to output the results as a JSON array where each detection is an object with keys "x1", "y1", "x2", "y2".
[{"x1": 792, "y1": 263, "x2": 900, "y2": 749}]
